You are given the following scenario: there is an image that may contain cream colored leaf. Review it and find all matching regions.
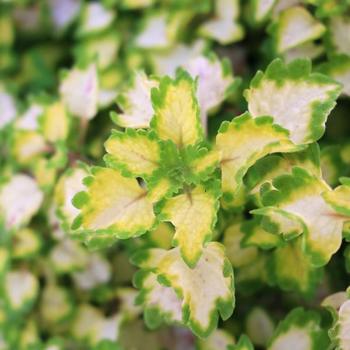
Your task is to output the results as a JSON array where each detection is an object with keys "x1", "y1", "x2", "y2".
[
  {"x1": 0, "y1": 174, "x2": 43, "y2": 230},
  {"x1": 161, "y1": 185, "x2": 219, "y2": 267}
]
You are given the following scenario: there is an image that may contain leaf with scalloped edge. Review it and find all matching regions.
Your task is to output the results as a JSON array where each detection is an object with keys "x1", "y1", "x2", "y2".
[
  {"x1": 216, "y1": 112, "x2": 302, "y2": 206},
  {"x1": 246, "y1": 143, "x2": 321, "y2": 204},
  {"x1": 245, "y1": 58, "x2": 341, "y2": 144},
  {"x1": 133, "y1": 270, "x2": 182, "y2": 329},
  {"x1": 160, "y1": 181, "x2": 220, "y2": 267},
  {"x1": 268, "y1": 237, "x2": 323, "y2": 296},
  {"x1": 71, "y1": 167, "x2": 156, "y2": 246},
  {"x1": 257, "y1": 167, "x2": 346, "y2": 266},
  {"x1": 252, "y1": 207, "x2": 306, "y2": 241},
  {"x1": 151, "y1": 70, "x2": 203, "y2": 148},
  {"x1": 132, "y1": 242, "x2": 234, "y2": 338},
  {"x1": 112, "y1": 71, "x2": 159, "y2": 128},
  {"x1": 269, "y1": 7, "x2": 325, "y2": 53},
  {"x1": 104, "y1": 129, "x2": 161, "y2": 179},
  {"x1": 268, "y1": 308, "x2": 329, "y2": 350}
]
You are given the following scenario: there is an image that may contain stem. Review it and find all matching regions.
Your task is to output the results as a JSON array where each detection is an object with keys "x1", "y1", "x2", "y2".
[{"x1": 78, "y1": 117, "x2": 89, "y2": 147}]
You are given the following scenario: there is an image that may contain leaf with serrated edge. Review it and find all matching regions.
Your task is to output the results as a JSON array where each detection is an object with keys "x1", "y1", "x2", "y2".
[
  {"x1": 161, "y1": 183, "x2": 220, "y2": 267},
  {"x1": 252, "y1": 207, "x2": 306, "y2": 240},
  {"x1": 104, "y1": 129, "x2": 161, "y2": 178},
  {"x1": 216, "y1": 112, "x2": 301, "y2": 204},
  {"x1": 151, "y1": 71, "x2": 203, "y2": 148},
  {"x1": 134, "y1": 242, "x2": 234, "y2": 338},
  {"x1": 245, "y1": 58, "x2": 341, "y2": 144},
  {"x1": 72, "y1": 167, "x2": 156, "y2": 240},
  {"x1": 258, "y1": 167, "x2": 347, "y2": 266},
  {"x1": 246, "y1": 144, "x2": 321, "y2": 203}
]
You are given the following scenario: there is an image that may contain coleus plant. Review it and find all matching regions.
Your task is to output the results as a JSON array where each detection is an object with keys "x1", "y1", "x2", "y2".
[
  {"x1": 2, "y1": 0, "x2": 350, "y2": 349},
  {"x1": 58, "y1": 56, "x2": 349, "y2": 340}
]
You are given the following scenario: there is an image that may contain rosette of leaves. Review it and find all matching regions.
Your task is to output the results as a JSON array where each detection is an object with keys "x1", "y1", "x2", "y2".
[
  {"x1": 72, "y1": 70, "x2": 222, "y2": 266},
  {"x1": 69, "y1": 69, "x2": 235, "y2": 337}
]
